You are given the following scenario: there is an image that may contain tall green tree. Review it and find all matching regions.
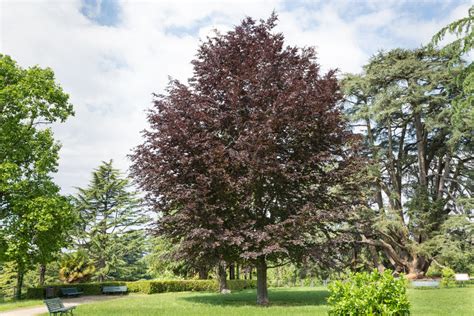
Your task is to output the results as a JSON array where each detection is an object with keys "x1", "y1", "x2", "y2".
[
  {"x1": 0, "y1": 54, "x2": 76, "y2": 298},
  {"x1": 432, "y1": 5, "x2": 473, "y2": 147},
  {"x1": 73, "y1": 161, "x2": 148, "y2": 282},
  {"x1": 343, "y1": 47, "x2": 471, "y2": 277}
]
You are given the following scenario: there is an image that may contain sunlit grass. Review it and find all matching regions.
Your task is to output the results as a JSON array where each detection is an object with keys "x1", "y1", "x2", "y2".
[
  {"x1": 0, "y1": 298, "x2": 43, "y2": 311},
  {"x1": 66, "y1": 286, "x2": 474, "y2": 316}
]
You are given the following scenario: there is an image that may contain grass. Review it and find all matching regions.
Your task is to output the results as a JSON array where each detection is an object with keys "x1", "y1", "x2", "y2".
[
  {"x1": 0, "y1": 298, "x2": 43, "y2": 312},
  {"x1": 408, "y1": 287, "x2": 474, "y2": 315},
  {"x1": 2, "y1": 286, "x2": 471, "y2": 315},
  {"x1": 64, "y1": 286, "x2": 474, "y2": 316}
]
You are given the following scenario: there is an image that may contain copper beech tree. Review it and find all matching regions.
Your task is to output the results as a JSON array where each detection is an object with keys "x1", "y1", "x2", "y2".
[{"x1": 131, "y1": 15, "x2": 362, "y2": 305}]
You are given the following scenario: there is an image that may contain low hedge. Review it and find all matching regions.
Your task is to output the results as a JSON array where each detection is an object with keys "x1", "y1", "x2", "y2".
[
  {"x1": 26, "y1": 281, "x2": 127, "y2": 299},
  {"x1": 126, "y1": 280, "x2": 218, "y2": 294},
  {"x1": 26, "y1": 279, "x2": 256, "y2": 298}
]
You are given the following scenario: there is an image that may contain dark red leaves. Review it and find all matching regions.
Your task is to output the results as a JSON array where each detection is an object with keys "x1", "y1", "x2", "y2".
[{"x1": 130, "y1": 14, "x2": 362, "y2": 265}]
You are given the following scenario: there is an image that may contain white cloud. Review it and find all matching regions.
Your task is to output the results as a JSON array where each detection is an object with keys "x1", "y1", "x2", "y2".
[
  {"x1": 0, "y1": 0, "x2": 470, "y2": 194},
  {"x1": 392, "y1": 4, "x2": 471, "y2": 45}
]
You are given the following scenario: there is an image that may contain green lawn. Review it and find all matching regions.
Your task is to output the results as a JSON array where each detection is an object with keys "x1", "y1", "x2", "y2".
[
  {"x1": 0, "y1": 299, "x2": 43, "y2": 312},
  {"x1": 66, "y1": 286, "x2": 474, "y2": 316},
  {"x1": 2, "y1": 286, "x2": 471, "y2": 315}
]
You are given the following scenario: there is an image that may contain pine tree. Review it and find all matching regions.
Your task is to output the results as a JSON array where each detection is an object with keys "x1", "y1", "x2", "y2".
[
  {"x1": 343, "y1": 47, "x2": 471, "y2": 277},
  {"x1": 74, "y1": 160, "x2": 149, "y2": 282}
]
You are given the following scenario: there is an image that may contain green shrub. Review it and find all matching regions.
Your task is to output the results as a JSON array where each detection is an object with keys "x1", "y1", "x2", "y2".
[
  {"x1": 26, "y1": 279, "x2": 256, "y2": 298},
  {"x1": 426, "y1": 266, "x2": 442, "y2": 278},
  {"x1": 328, "y1": 269, "x2": 410, "y2": 316},
  {"x1": 440, "y1": 267, "x2": 456, "y2": 288},
  {"x1": 227, "y1": 279, "x2": 257, "y2": 291}
]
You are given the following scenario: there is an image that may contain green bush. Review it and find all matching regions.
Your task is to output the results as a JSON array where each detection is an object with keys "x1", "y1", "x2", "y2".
[
  {"x1": 26, "y1": 279, "x2": 256, "y2": 298},
  {"x1": 227, "y1": 279, "x2": 257, "y2": 291},
  {"x1": 328, "y1": 269, "x2": 410, "y2": 316},
  {"x1": 425, "y1": 266, "x2": 442, "y2": 278},
  {"x1": 440, "y1": 267, "x2": 456, "y2": 288}
]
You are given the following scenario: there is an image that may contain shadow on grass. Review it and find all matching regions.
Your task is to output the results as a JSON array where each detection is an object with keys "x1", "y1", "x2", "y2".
[{"x1": 182, "y1": 288, "x2": 330, "y2": 307}]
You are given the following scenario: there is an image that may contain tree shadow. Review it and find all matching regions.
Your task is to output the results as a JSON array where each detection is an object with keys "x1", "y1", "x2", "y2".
[{"x1": 181, "y1": 288, "x2": 329, "y2": 307}]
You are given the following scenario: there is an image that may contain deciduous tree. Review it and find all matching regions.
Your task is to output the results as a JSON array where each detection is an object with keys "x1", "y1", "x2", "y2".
[
  {"x1": 131, "y1": 14, "x2": 361, "y2": 305},
  {"x1": 0, "y1": 54, "x2": 76, "y2": 298}
]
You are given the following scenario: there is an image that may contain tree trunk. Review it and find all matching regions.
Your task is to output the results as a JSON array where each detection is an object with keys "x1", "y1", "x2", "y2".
[
  {"x1": 218, "y1": 262, "x2": 228, "y2": 293},
  {"x1": 366, "y1": 118, "x2": 384, "y2": 211},
  {"x1": 386, "y1": 124, "x2": 403, "y2": 214},
  {"x1": 368, "y1": 245, "x2": 385, "y2": 273},
  {"x1": 414, "y1": 112, "x2": 428, "y2": 188},
  {"x1": 198, "y1": 266, "x2": 208, "y2": 279},
  {"x1": 437, "y1": 154, "x2": 451, "y2": 200},
  {"x1": 16, "y1": 268, "x2": 24, "y2": 300},
  {"x1": 97, "y1": 273, "x2": 104, "y2": 283},
  {"x1": 39, "y1": 264, "x2": 46, "y2": 286},
  {"x1": 256, "y1": 256, "x2": 269, "y2": 306},
  {"x1": 351, "y1": 243, "x2": 359, "y2": 270},
  {"x1": 229, "y1": 263, "x2": 235, "y2": 280},
  {"x1": 236, "y1": 264, "x2": 240, "y2": 279},
  {"x1": 406, "y1": 256, "x2": 431, "y2": 279}
]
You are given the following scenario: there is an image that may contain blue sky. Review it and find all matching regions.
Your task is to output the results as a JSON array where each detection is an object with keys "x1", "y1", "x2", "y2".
[
  {"x1": 81, "y1": 0, "x2": 121, "y2": 26},
  {"x1": 1, "y1": 0, "x2": 472, "y2": 193}
]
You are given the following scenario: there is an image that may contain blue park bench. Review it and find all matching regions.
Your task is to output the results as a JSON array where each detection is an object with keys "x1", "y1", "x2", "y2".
[
  {"x1": 102, "y1": 285, "x2": 128, "y2": 295},
  {"x1": 60, "y1": 287, "x2": 83, "y2": 297},
  {"x1": 411, "y1": 280, "x2": 440, "y2": 288},
  {"x1": 44, "y1": 298, "x2": 76, "y2": 315}
]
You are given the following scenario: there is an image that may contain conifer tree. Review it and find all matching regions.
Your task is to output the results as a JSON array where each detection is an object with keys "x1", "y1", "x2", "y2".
[
  {"x1": 74, "y1": 161, "x2": 148, "y2": 282},
  {"x1": 343, "y1": 47, "x2": 472, "y2": 277}
]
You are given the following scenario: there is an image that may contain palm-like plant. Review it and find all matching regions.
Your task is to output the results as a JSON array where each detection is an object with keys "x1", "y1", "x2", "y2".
[{"x1": 59, "y1": 251, "x2": 95, "y2": 284}]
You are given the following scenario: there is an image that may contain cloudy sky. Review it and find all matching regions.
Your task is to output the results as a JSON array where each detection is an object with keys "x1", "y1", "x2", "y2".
[{"x1": 1, "y1": 0, "x2": 471, "y2": 194}]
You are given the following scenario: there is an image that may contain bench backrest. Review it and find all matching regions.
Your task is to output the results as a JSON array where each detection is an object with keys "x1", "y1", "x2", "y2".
[
  {"x1": 44, "y1": 298, "x2": 65, "y2": 312},
  {"x1": 61, "y1": 287, "x2": 79, "y2": 294},
  {"x1": 411, "y1": 280, "x2": 440, "y2": 287},
  {"x1": 455, "y1": 273, "x2": 470, "y2": 281},
  {"x1": 103, "y1": 286, "x2": 127, "y2": 291}
]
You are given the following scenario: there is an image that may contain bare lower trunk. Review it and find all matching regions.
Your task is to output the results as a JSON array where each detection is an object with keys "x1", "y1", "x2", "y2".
[
  {"x1": 218, "y1": 262, "x2": 228, "y2": 293},
  {"x1": 406, "y1": 256, "x2": 431, "y2": 279},
  {"x1": 16, "y1": 269, "x2": 24, "y2": 300},
  {"x1": 256, "y1": 256, "x2": 269, "y2": 306},
  {"x1": 414, "y1": 112, "x2": 428, "y2": 188},
  {"x1": 97, "y1": 274, "x2": 104, "y2": 283},
  {"x1": 361, "y1": 236, "x2": 431, "y2": 278},
  {"x1": 39, "y1": 264, "x2": 46, "y2": 286},
  {"x1": 236, "y1": 264, "x2": 240, "y2": 279},
  {"x1": 368, "y1": 245, "x2": 385, "y2": 273},
  {"x1": 198, "y1": 267, "x2": 208, "y2": 279},
  {"x1": 229, "y1": 263, "x2": 235, "y2": 280}
]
